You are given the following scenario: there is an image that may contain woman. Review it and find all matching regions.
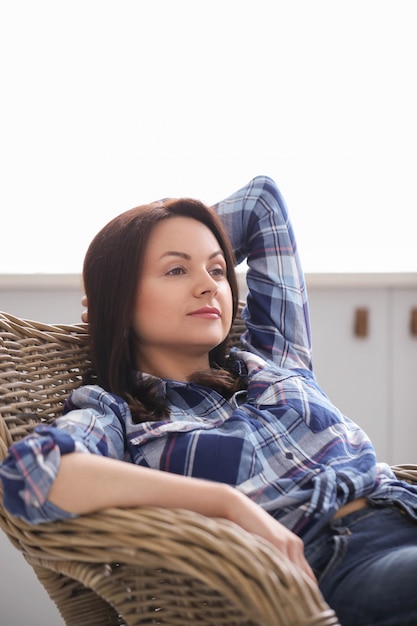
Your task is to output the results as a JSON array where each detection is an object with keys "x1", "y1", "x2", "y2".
[{"x1": 2, "y1": 176, "x2": 417, "y2": 625}]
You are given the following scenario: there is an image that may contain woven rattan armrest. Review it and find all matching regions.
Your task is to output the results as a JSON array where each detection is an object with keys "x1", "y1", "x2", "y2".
[{"x1": 0, "y1": 502, "x2": 340, "y2": 626}]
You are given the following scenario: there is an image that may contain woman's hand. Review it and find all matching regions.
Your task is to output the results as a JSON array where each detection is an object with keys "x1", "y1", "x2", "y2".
[
  {"x1": 81, "y1": 295, "x2": 88, "y2": 323},
  {"x1": 226, "y1": 488, "x2": 316, "y2": 583}
]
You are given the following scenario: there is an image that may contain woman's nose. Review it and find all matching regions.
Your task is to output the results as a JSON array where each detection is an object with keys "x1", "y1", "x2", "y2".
[{"x1": 194, "y1": 271, "x2": 218, "y2": 296}]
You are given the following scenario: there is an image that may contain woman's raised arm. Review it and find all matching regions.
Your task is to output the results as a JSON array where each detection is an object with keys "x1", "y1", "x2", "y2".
[{"x1": 213, "y1": 175, "x2": 313, "y2": 372}]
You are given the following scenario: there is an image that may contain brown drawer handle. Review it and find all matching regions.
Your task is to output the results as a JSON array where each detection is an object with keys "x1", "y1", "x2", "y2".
[
  {"x1": 354, "y1": 308, "x2": 369, "y2": 338},
  {"x1": 411, "y1": 309, "x2": 417, "y2": 336}
]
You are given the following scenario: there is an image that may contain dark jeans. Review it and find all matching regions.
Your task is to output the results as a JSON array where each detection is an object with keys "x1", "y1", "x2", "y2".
[{"x1": 304, "y1": 505, "x2": 417, "y2": 626}]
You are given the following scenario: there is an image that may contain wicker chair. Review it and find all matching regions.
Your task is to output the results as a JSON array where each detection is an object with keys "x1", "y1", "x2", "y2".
[{"x1": 1, "y1": 310, "x2": 414, "y2": 626}]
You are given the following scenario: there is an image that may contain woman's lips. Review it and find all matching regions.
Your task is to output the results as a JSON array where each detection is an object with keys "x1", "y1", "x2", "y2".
[{"x1": 187, "y1": 307, "x2": 221, "y2": 319}]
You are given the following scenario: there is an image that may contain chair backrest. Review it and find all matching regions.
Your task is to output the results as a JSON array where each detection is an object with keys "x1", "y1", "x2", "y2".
[
  {"x1": 0, "y1": 303, "x2": 246, "y2": 455},
  {"x1": 0, "y1": 312, "x2": 90, "y2": 456},
  {"x1": 0, "y1": 308, "x2": 343, "y2": 626}
]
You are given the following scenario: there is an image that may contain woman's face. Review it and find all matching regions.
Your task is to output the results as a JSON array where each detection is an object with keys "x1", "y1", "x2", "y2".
[{"x1": 132, "y1": 216, "x2": 233, "y2": 379}]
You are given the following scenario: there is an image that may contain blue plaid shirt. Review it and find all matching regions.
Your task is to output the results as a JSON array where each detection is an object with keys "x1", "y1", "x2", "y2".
[{"x1": 2, "y1": 175, "x2": 417, "y2": 543}]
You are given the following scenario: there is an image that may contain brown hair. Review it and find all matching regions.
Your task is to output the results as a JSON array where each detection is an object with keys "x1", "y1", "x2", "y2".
[{"x1": 82, "y1": 197, "x2": 241, "y2": 422}]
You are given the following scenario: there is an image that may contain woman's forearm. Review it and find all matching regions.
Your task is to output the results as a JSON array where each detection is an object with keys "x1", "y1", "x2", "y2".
[
  {"x1": 48, "y1": 452, "x2": 317, "y2": 582},
  {"x1": 48, "y1": 452, "x2": 236, "y2": 518}
]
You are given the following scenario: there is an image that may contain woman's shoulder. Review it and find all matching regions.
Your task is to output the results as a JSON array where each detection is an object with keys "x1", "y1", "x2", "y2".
[{"x1": 63, "y1": 384, "x2": 130, "y2": 419}]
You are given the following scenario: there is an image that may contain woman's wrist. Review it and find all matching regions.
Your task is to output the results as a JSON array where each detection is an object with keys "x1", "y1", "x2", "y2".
[{"x1": 220, "y1": 485, "x2": 253, "y2": 522}]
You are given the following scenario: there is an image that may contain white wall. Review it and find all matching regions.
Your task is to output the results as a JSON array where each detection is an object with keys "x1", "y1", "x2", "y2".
[{"x1": 1, "y1": 1, "x2": 417, "y2": 277}]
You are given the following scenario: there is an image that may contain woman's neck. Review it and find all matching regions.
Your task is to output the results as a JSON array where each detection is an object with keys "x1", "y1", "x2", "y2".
[{"x1": 135, "y1": 348, "x2": 210, "y2": 382}]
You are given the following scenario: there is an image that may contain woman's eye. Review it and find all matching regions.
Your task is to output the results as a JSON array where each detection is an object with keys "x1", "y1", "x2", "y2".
[
  {"x1": 167, "y1": 267, "x2": 185, "y2": 276},
  {"x1": 210, "y1": 267, "x2": 227, "y2": 277}
]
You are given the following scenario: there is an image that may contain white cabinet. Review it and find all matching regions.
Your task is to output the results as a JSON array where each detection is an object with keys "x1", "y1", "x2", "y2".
[
  {"x1": 307, "y1": 277, "x2": 417, "y2": 465},
  {"x1": 0, "y1": 530, "x2": 64, "y2": 624}
]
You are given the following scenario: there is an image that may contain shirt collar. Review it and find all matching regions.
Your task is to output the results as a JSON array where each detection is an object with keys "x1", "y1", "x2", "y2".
[{"x1": 132, "y1": 370, "x2": 191, "y2": 401}]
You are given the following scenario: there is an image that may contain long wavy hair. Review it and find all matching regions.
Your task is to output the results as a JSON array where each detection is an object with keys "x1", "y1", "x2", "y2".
[{"x1": 82, "y1": 197, "x2": 241, "y2": 422}]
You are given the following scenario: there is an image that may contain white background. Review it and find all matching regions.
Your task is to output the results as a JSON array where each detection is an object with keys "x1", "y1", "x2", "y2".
[{"x1": 1, "y1": 0, "x2": 416, "y2": 274}]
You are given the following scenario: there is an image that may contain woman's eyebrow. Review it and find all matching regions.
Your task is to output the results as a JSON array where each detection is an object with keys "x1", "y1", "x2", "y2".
[{"x1": 159, "y1": 250, "x2": 224, "y2": 261}]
